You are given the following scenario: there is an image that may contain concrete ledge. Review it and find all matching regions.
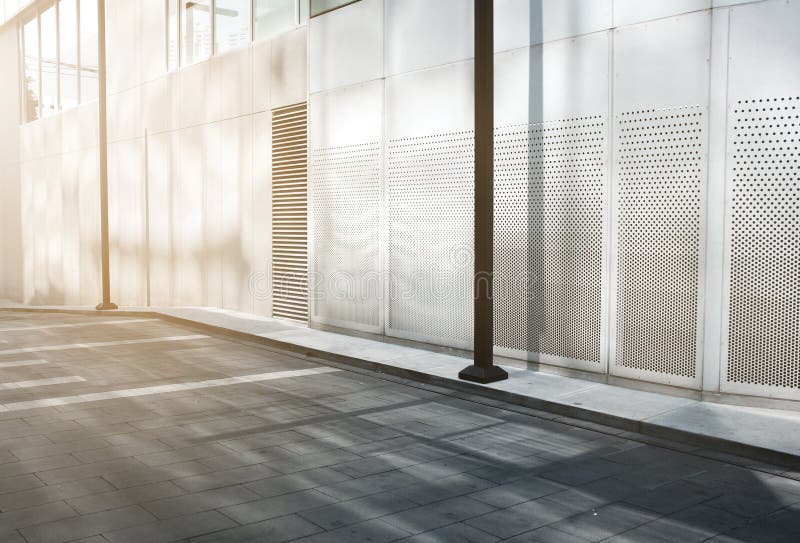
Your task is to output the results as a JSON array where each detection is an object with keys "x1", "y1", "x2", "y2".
[{"x1": 2, "y1": 303, "x2": 800, "y2": 470}]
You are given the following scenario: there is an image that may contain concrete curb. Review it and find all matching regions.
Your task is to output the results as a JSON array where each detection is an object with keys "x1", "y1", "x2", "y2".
[{"x1": 2, "y1": 306, "x2": 799, "y2": 470}]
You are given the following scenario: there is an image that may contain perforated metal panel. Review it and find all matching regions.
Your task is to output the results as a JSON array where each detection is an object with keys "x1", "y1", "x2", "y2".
[
  {"x1": 722, "y1": 96, "x2": 800, "y2": 398},
  {"x1": 386, "y1": 131, "x2": 474, "y2": 348},
  {"x1": 494, "y1": 117, "x2": 607, "y2": 370},
  {"x1": 611, "y1": 106, "x2": 706, "y2": 388},
  {"x1": 271, "y1": 103, "x2": 308, "y2": 322},
  {"x1": 309, "y1": 141, "x2": 382, "y2": 330}
]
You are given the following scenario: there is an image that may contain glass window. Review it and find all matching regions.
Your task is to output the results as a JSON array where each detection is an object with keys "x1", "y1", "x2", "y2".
[
  {"x1": 181, "y1": 0, "x2": 211, "y2": 65},
  {"x1": 59, "y1": 0, "x2": 79, "y2": 110},
  {"x1": 22, "y1": 15, "x2": 39, "y2": 122},
  {"x1": 310, "y1": 0, "x2": 357, "y2": 18},
  {"x1": 40, "y1": 5, "x2": 57, "y2": 117},
  {"x1": 79, "y1": 0, "x2": 98, "y2": 102},
  {"x1": 167, "y1": 0, "x2": 179, "y2": 70},
  {"x1": 214, "y1": 0, "x2": 250, "y2": 54},
  {"x1": 254, "y1": 0, "x2": 294, "y2": 40}
]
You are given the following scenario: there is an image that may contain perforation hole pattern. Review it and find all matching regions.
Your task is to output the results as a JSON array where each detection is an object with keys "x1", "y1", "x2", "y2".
[
  {"x1": 727, "y1": 96, "x2": 800, "y2": 390},
  {"x1": 615, "y1": 106, "x2": 705, "y2": 379},
  {"x1": 494, "y1": 116, "x2": 606, "y2": 364},
  {"x1": 387, "y1": 131, "x2": 474, "y2": 344},
  {"x1": 310, "y1": 142, "x2": 381, "y2": 328}
]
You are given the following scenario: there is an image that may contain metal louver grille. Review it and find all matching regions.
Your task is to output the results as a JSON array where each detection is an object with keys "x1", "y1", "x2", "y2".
[
  {"x1": 271, "y1": 103, "x2": 308, "y2": 322},
  {"x1": 725, "y1": 96, "x2": 800, "y2": 395}
]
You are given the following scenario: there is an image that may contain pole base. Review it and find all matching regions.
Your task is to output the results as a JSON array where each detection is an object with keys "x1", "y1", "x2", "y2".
[
  {"x1": 458, "y1": 364, "x2": 508, "y2": 384},
  {"x1": 95, "y1": 302, "x2": 118, "y2": 311}
]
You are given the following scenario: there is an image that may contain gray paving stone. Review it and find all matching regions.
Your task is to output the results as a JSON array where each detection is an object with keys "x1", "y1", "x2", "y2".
[
  {"x1": 67, "y1": 481, "x2": 187, "y2": 515},
  {"x1": 172, "y1": 462, "x2": 280, "y2": 493},
  {"x1": 382, "y1": 496, "x2": 497, "y2": 535},
  {"x1": 19, "y1": 505, "x2": 155, "y2": 543},
  {"x1": 245, "y1": 467, "x2": 353, "y2": 498},
  {"x1": 103, "y1": 510, "x2": 236, "y2": 543},
  {"x1": 189, "y1": 514, "x2": 322, "y2": 543},
  {"x1": 290, "y1": 518, "x2": 411, "y2": 543},
  {"x1": 102, "y1": 460, "x2": 214, "y2": 489},
  {"x1": 469, "y1": 475, "x2": 566, "y2": 508},
  {"x1": 394, "y1": 473, "x2": 497, "y2": 505},
  {"x1": 220, "y1": 489, "x2": 339, "y2": 525},
  {"x1": 143, "y1": 484, "x2": 260, "y2": 519},
  {"x1": 0, "y1": 477, "x2": 114, "y2": 511},
  {"x1": 547, "y1": 503, "x2": 658, "y2": 542},
  {"x1": 396, "y1": 522, "x2": 499, "y2": 543},
  {"x1": 464, "y1": 498, "x2": 584, "y2": 539},
  {"x1": 299, "y1": 491, "x2": 418, "y2": 530},
  {"x1": 622, "y1": 479, "x2": 721, "y2": 514}
]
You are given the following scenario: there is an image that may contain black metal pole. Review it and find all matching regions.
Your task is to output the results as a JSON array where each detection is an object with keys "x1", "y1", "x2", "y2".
[
  {"x1": 95, "y1": 0, "x2": 117, "y2": 311},
  {"x1": 459, "y1": 0, "x2": 507, "y2": 384}
]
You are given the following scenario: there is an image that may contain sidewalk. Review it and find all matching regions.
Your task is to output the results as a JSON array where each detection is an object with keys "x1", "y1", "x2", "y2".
[{"x1": 2, "y1": 301, "x2": 799, "y2": 469}]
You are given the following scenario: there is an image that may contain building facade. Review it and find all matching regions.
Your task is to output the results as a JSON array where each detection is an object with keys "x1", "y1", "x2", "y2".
[{"x1": 1, "y1": 0, "x2": 799, "y2": 405}]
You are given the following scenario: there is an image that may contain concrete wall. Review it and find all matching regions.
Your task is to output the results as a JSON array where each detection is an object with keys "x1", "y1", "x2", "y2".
[{"x1": 1, "y1": 0, "x2": 308, "y2": 314}]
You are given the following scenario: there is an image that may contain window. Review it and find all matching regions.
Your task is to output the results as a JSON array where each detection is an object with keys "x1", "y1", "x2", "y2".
[
  {"x1": 39, "y1": 5, "x2": 57, "y2": 117},
  {"x1": 214, "y1": 0, "x2": 250, "y2": 54},
  {"x1": 181, "y1": 0, "x2": 211, "y2": 65},
  {"x1": 79, "y1": 0, "x2": 98, "y2": 102},
  {"x1": 22, "y1": 15, "x2": 39, "y2": 122},
  {"x1": 167, "y1": 0, "x2": 179, "y2": 71},
  {"x1": 59, "y1": 0, "x2": 79, "y2": 110},
  {"x1": 254, "y1": 0, "x2": 294, "y2": 40},
  {"x1": 310, "y1": 0, "x2": 357, "y2": 18}
]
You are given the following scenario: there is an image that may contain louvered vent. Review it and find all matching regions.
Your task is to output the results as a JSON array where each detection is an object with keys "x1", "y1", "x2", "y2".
[{"x1": 271, "y1": 103, "x2": 308, "y2": 322}]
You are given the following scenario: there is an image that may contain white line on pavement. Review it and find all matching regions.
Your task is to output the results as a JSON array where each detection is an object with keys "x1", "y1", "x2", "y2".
[
  {"x1": 0, "y1": 359, "x2": 49, "y2": 368},
  {"x1": 0, "y1": 367, "x2": 341, "y2": 412},
  {"x1": 0, "y1": 318, "x2": 160, "y2": 333},
  {"x1": 0, "y1": 376, "x2": 86, "y2": 390},
  {"x1": 0, "y1": 335, "x2": 209, "y2": 356}
]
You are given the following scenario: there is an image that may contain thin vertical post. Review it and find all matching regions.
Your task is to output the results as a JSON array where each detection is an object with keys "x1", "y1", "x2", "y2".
[
  {"x1": 96, "y1": 0, "x2": 117, "y2": 310},
  {"x1": 459, "y1": 0, "x2": 507, "y2": 384}
]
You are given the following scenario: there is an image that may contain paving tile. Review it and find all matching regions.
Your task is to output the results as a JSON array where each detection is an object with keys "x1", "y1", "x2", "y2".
[
  {"x1": 622, "y1": 479, "x2": 721, "y2": 514},
  {"x1": 103, "y1": 510, "x2": 236, "y2": 543},
  {"x1": 245, "y1": 467, "x2": 353, "y2": 498},
  {"x1": 299, "y1": 491, "x2": 418, "y2": 530},
  {"x1": 382, "y1": 496, "x2": 496, "y2": 535},
  {"x1": 469, "y1": 475, "x2": 566, "y2": 508},
  {"x1": 290, "y1": 518, "x2": 411, "y2": 543},
  {"x1": 396, "y1": 522, "x2": 499, "y2": 543},
  {"x1": 547, "y1": 503, "x2": 658, "y2": 542},
  {"x1": 143, "y1": 484, "x2": 260, "y2": 519},
  {"x1": 220, "y1": 489, "x2": 339, "y2": 525},
  {"x1": 189, "y1": 514, "x2": 322, "y2": 543},
  {"x1": 172, "y1": 463, "x2": 280, "y2": 493},
  {"x1": 19, "y1": 505, "x2": 155, "y2": 543},
  {"x1": 0, "y1": 502, "x2": 77, "y2": 532},
  {"x1": 67, "y1": 481, "x2": 187, "y2": 515},
  {"x1": 0, "y1": 477, "x2": 115, "y2": 511},
  {"x1": 464, "y1": 498, "x2": 584, "y2": 539}
]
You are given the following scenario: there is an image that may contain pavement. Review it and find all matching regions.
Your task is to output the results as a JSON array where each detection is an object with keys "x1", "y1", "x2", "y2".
[{"x1": 0, "y1": 309, "x2": 799, "y2": 542}]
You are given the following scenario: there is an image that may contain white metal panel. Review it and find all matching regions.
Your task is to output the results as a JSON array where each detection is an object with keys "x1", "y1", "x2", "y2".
[
  {"x1": 309, "y1": 0, "x2": 383, "y2": 93},
  {"x1": 493, "y1": 33, "x2": 610, "y2": 372},
  {"x1": 614, "y1": 0, "x2": 710, "y2": 27},
  {"x1": 309, "y1": 81, "x2": 383, "y2": 332},
  {"x1": 384, "y1": 0, "x2": 473, "y2": 77},
  {"x1": 385, "y1": 61, "x2": 473, "y2": 348},
  {"x1": 252, "y1": 40, "x2": 272, "y2": 114},
  {"x1": 495, "y1": 32, "x2": 611, "y2": 126},
  {"x1": 219, "y1": 47, "x2": 253, "y2": 120},
  {"x1": 270, "y1": 27, "x2": 308, "y2": 109},
  {"x1": 611, "y1": 12, "x2": 711, "y2": 389},
  {"x1": 494, "y1": 0, "x2": 612, "y2": 52},
  {"x1": 721, "y1": 0, "x2": 800, "y2": 400}
]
